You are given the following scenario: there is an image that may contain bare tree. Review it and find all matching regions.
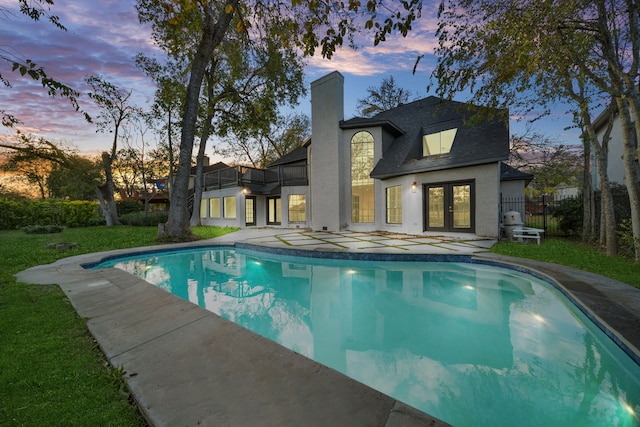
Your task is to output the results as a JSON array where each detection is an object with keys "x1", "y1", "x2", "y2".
[
  {"x1": 86, "y1": 76, "x2": 140, "y2": 226},
  {"x1": 356, "y1": 76, "x2": 415, "y2": 117}
]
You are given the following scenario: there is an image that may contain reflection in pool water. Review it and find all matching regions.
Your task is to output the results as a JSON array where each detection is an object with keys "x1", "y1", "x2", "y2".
[{"x1": 93, "y1": 247, "x2": 640, "y2": 427}]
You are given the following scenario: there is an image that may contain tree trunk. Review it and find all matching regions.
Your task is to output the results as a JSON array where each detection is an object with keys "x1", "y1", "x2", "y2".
[
  {"x1": 95, "y1": 186, "x2": 114, "y2": 226},
  {"x1": 190, "y1": 69, "x2": 216, "y2": 227},
  {"x1": 161, "y1": 3, "x2": 237, "y2": 240},
  {"x1": 101, "y1": 152, "x2": 121, "y2": 226},
  {"x1": 189, "y1": 142, "x2": 207, "y2": 227},
  {"x1": 581, "y1": 104, "x2": 617, "y2": 255},
  {"x1": 615, "y1": 98, "x2": 640, "y2": 261},
  {"x1": 167, "y1": 109, "x2": 175, "y2": 202},
  {"x1": 581, "y1": 134, "x2": 595, "y2": 241}
]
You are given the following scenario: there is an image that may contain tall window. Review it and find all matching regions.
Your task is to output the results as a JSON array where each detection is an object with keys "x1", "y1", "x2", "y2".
[
  {"x1": 351, "y1": 131, "x2": 375, "y2": 223},
  {"x1": 386, "y1": 186, "x2": 402, "y2": 224},
  {"x1": 209, "y1": 198, "x2": 221, "y2": 218},
  {"x1": 268, "y1": 197, "x2": 281, "y2": 224},
  {"x1": 288, "y1": 194, "x2": 306, "y2": 222},
  {"x1": 200, "y1": 199, "x2": 208, "y2": 218},
  {"x1": 223, "y1": 196, "x2": 236, "y2": 219}
]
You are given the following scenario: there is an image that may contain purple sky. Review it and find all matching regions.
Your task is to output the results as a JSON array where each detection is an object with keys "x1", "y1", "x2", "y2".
[{"x1": 0, "y1": 0, "x2": 580, "y2": 159}]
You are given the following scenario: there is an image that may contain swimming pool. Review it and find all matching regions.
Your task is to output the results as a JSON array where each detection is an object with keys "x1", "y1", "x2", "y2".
[{"x1": 91, "y1": 246, "x2": 640, "y2": 426}]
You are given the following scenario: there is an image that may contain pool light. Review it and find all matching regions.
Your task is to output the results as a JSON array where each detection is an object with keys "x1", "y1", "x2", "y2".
[{"x1": 532, "y1": 314, "x2": 545, "y2": 323}]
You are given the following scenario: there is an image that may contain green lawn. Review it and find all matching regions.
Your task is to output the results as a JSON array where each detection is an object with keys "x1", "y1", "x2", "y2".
[
  {"x1": 491, "y1": 237, "x2": 640, "y2": 288},
  {"x1": 0, "y1": 225, "x2": 237, "y2": 426}
]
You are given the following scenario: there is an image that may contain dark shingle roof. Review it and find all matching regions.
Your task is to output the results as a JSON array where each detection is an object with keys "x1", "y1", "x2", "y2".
[
  {"x1": 500, "y1": 162, "x2": 533, "y2": 183},
  {"x1": 340, "y1": 117, "x2": 405, "y2": 136},
  {"x1": 191, "y1": 161, "x2": 229, "y2": 175},
  {"x1": 359, "y1": 97, "x2": 509, "y2": 179},
  {"x1": 268, "y1": 146, "x2": 307, "y2": 167}
]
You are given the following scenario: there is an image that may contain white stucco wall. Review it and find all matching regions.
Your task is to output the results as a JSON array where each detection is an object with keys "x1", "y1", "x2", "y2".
[
  {"x1": 594, "y1": 114, "x2": 627, "y2": 188},
  {"x1": 500, "y1": 180, "x2": 527, "y2": 221},
  {"x1": 310, "y1": 71, "x2": 345, "y2": 231},
  {"x1": 200, "y1": 187, "x2": 247, "y2": 228}
]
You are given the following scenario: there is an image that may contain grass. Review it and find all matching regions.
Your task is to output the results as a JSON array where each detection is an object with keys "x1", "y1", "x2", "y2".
[
  {"x1": 491, "y1": 237, "x2": 640, "y2": 288},
  {"x1": 0, "y1": 225, "x2": 237, "y2": 426}
]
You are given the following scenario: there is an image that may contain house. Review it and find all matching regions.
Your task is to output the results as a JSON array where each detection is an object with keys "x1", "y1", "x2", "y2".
[
  {"x1": 592, "y1": 104, "x2": 637, "y2": 189},
  {"x1": 199, "y1": 71, "x2": 530, "y2": 238}
]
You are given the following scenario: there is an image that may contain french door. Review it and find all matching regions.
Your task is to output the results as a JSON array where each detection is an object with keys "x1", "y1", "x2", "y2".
[
  {"x1": 424, "y1": 181, "x2": 475, "y2": 232},
  {"x1": 267, "y1": 197, "x2": 281, "y2": 225},
  {"x1": 245, "y1": 196, "x2": 256, "y2": 226}
]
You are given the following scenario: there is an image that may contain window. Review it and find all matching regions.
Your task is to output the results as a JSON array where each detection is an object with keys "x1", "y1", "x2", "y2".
[
  {"x1": 386, "y1": 186, "x2": 402, "y2": 224},
  {"x1": 288, "y1": 194, "x2": 306, "y2": 222},
  {"x1": 422, "y1": 128, "x2": 457, "y2": 156},
  {"x1": 223, "y1": 196, "x2": 236, "y2": 219},
  {"x1": 200, "y1": 199, "x2": 207, "y2": 218},
  {"x1": 351, "y1": 131, "x2": 375, "y2": 223},
  {"x1": 209, "y1": 198, "x2": 221, "y2": 218}
]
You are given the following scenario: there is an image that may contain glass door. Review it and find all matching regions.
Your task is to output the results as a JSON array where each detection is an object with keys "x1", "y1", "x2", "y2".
[
  {"x1": 245, "y1": 196, "x2": 256, "y2": 226},
  {"x1": 424, "y1": 181, "x2": 474, "y2": 232},
  {"x1": 267, "y1": 197, "x2": 281, "y2": 225}
]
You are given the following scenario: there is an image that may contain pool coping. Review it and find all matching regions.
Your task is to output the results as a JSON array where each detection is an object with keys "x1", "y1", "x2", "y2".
[{"x1": 15, "y1": 233, "x2": 640, "y2": 426}]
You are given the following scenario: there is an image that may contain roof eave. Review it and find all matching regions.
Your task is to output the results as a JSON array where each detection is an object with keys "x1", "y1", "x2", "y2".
[{"x1": 371, "y1": 158, "x2": 507, "y2": 180}]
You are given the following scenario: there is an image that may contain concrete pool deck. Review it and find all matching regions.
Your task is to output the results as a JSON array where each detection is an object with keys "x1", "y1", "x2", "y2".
[{"x1": 15, "y1": 228, "x2": 640, "y2": 426}]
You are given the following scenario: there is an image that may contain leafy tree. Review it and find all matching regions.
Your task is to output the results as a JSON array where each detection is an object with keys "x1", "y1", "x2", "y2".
[
  {"x1": 0, "y1": 149, "x2": 53, "y2": 199},
  {"x1": 432, "y1": 0, "x2": 640, "y2": 258},
  {"x1": 356, "y1": 75, "x2": 415, "y2": 117},
  {"x1": 135, "y1": 54, "x2": 186, "y2": 202},
  {"x1": 0, "y1": 182, "x2": 28, "y2": 201},
  {"x1": 136, "y1": 0, "x2": 422, "y2": 241},
  {"x1": 112, "y1": 113, "x2": 170, "y2": 213},
  {"x1": 86, "y1": 76, "x2": 141, "y2": 226},
  {"x1": 508, "y1": 132, "x2": 583, "y2": 196},
  {"x1": 47, "y1": 156, "x2": 102, "y2": 200},
  {"x1": 217, "y1": 113, "x2": 310, "y2": 168},
  {"x1": 0, "y1": 133, "x2": 102, "y2": 201}
]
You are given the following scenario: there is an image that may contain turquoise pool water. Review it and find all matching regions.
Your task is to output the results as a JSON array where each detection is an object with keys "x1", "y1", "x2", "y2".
[{"x1": 92, "y1": 247, "x2": 640, "y2": 426}]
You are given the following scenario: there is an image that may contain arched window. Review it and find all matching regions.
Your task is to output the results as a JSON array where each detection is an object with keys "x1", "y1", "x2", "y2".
[{"x1": 351, "y1": 131, "x2": 375, "y2": 223}]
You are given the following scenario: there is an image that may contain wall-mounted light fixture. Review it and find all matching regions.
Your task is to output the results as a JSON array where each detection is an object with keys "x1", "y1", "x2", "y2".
[
  {"x1": 242, "y1": 187, "x2": 249, "y2": 194},
  {"x1": 411, "y1": 182, "x2": 417, "y2": 193}
]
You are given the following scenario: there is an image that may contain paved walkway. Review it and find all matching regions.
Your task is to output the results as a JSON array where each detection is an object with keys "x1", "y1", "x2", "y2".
[
  {"x1": 15, "y1": 228, "x2": 640, "y2": 427},
  {"x1": 209, "y1": 228, "x2": 497, "y2": 253}
]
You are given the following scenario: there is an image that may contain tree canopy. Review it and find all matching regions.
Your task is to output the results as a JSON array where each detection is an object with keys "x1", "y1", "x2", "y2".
[
  {"x1": 433, "y1": 0, "x2": 640, "y2": 259},
  {"x1": 136, "y1": 0, "x2": 422, "y2": 240}
]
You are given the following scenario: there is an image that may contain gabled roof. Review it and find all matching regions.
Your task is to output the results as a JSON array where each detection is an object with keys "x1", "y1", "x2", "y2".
[
  {"x1": 190, "y1": 161, "x2": 229, "y2": 175},
  {"x1": 500, "y1": 162, "x2": 533, "y2": 184},
  {"x1": 360, "y1": 97, "x2": 509, "y2": 179},
  {"x1": 340, "y1": 117, "x2": 405, "y2": 136},
  {"x1": 268, "y1": 146, "x2": 307, "y2": 167}
]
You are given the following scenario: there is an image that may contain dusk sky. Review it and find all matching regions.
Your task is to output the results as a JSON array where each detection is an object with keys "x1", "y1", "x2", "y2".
[{"x1": 0, "y1": 0, "x2": 581, "y2": 159}]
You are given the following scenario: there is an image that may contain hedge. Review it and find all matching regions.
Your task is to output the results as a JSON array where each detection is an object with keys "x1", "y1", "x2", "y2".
[{"x1": 0, "y1": 200, "x2": 102, "y2": 230}]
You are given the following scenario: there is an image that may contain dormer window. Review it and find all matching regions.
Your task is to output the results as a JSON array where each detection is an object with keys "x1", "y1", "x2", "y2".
[{"x1": 422, "y1": 128, "x2": 457, "y2": 157}]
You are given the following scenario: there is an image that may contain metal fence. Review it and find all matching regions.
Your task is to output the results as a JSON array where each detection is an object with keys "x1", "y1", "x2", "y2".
[
  {"x1": 501, "y1": 194, "x2": 580, "y2": 237},
  {"x1": 501, "y1": 190, "x2": 631, "y2": 237}
]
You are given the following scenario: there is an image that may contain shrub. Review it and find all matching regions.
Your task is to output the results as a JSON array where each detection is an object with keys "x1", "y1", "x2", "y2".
[
  {"x1": 552, "y1": 197, "x2": 582, "y2": 235},
  {"x1": 617, "y1": 219, "x2": 637, "y2": 259},
  {"x1": 119, "y1": 211, "x2": 169, "y2": 226},
  {"x1": 0, "y1": 200, "x2": 101, "y2": 230},
  {"x1": 116, "y1": 200, "x2": 144, "y2": 216},
  {"x1": 22, "y1": 225, "x2": 64, "y2": 234}
]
